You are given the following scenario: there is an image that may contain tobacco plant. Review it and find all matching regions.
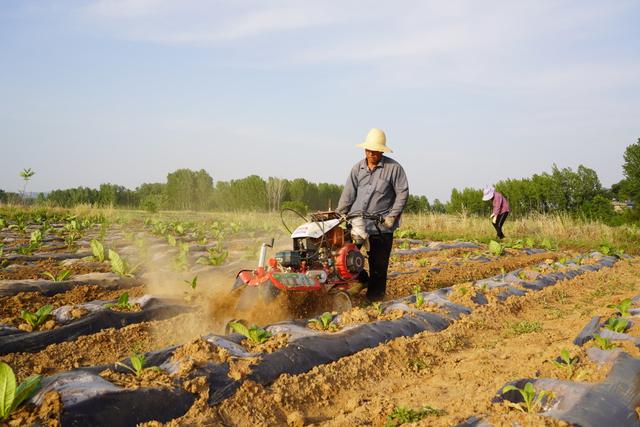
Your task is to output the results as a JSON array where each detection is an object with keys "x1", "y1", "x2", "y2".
[
  {"x1": 309, "y1": 312, "x2": 337, "y2": 331},
  {"x1": 593, "y1": 334, "x2": 617, "y2": 350},
  {"x1": 115, "y1": 352, "x2": 158, "y2": 377},
  {"x1": 228, "y1": 321, "x2": 271, "y2": 344},
  {"x1": 90, "y1": 239, "x2": 106, "y2": 262},
  {"x1": 540, "y1": 238, "x2": 556, "y2": 251},
  {"x1": 105, "y1": 292, "x2": 132, "y2": 310},
  {"x1": 0, "y1": 362, "x2": 42, "y2": 420},
  {"x1": 29, "y1": 229, "x2": 42, "y2": 247},
  {"x1": 603, "y1": 317, "x2": 629, "y2": 333},
  {"x1": 608, "y1": 298, "x2": 632, "y2": 317},
  {"x1": 108, "y1": 249, "x2": 138, "y2": 277},
  {"x1": 551, "y1": 349, "x2": 578, "y2": 378},
  {"x1": 502, "y1": 382, "x2": 551, "y2": 414},
  {"x1": 489, "y1": 240, "x2": 505, "y2": 256},
  {"x1": 16, "y1": 244, "x2": 37, "y2": 255},
  {"x1": 20, "y1": 305, "x2": 53, "y2": 328},
  {"x1": 43, "y1": 270, "x2": 72, "y2": 282},
  {"x1": 197, "y1": 243, "x2": 228, "y2": 266},
  {"x1": 413, "y1": 285, "x2": 424, "y2": 308}
]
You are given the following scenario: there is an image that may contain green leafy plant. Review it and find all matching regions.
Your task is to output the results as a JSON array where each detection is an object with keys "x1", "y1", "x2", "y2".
[
  {"x1": 197, "y1": 243, "x2": 228, "y2": 266},
  {"x1": 20, "y1": 305, "x2": 53, "y2": 328},
  {"x1": 489, "y1": 240, "x2": 505, "y2": 256},
  {"x1": 29, "y1": 229, "x2": 42, "y2": 247},
  {"x1": 105, "y1": 292, "x2": 132, "y2": 310},
  {"x1": 8, "y1": 217, "x2": 27, "y2": 234},
  {"x1": 398, "y1": 240, "x2": 411, "y2": 250},
  {"x1": 309, "y1": 312, "x2": 337, "y2": 331},
  {"x1": 64, "y1": 231, "x2": 80, "y2": 248},
  {"x1": 43, "y1": 270, "x2": 72, "y2": 282},
  {"x1": 395, "y1": 229, "x2": 419, "y2": 239},
  {"x1": 417, "y1": 258, "x2": 429, "y2": 267},
  {"x1": 413, "y1": 285, "x2": 424, "y2": 308},
  {"x1": 90, "y1": 239, "x2": 106, "y2": 262},
  {"x1": 507, "y1": 239, "x2": 524, "y2": 249},
  {"x1": 524, "y1": 237, "x2": 536, "y2": 248},
  {"x1": 227, "y1": 321, "x2": 271, "y2": 344},
  {"x1": 593, "y1": 334, "x2": 617, "y2": 350},
  {"x1": 540, "y1": 238, "x2": 555, "y2": 251},
  {"x1": 0, "y1": 362, "x2": 42, "y2": 420},
  {"x1": 166, "y1": 235, "x2": 177, "y2": 247},
  {"x1": 174, "y1": 224, "x2": 185, "y2": 236},
  {"x1": 115, "y1": 352, "x2": 158, "y2": 377},
  {"x1": 608, "y1": 298, "x2": 633, "y2": 317},
  {"x1": 599, "y1": 244, "x2": 612, "y2": 256},
  {"x1": 98, "y1": 222, "x2": 108, "y2": 240},
  {"x1": 16, "y1": 244, "x2": 37, "y2": 255},
  {"x1": 173, "y1": 242, "x2": 190, "y2": 271},
  {"x1": 183, "y1": 275, "x2": 198, "y2": 290},
  {"x1": 502, "y1": 382, "x2": 551, "y2": 414},
  {"x1": 604, "y1": 316, "x2": 629, "y2": 333},
  {"x1": 229, "y1": 222, "x2": 241, "y2": 234},
  {"x1": 612, "y1": 248, "x2": 626, "y2": 259},
  {"x1": 108, "y1": 249, "x2": 138, "y2": 277},
  {"x1": 384, "y1": 405, "x2": 446, "y2": 426},
  {"x1": 408, "y1": 358, "x2": 429, "y2": 372},
  {"x1": 551, "y1": 349, "x2": 578, "y2": 378},
  {"x1": 371, "y1": 301, "x2": 384, "y2": 316}
]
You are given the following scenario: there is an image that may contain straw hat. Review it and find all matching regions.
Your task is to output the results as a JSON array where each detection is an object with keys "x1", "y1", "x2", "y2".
[
  {"x1": 356, "y1": 128, "x2": 393, "y2": 153},
  {"x1": 482, "y1": 186, "x2": 495, "y2": 201}
]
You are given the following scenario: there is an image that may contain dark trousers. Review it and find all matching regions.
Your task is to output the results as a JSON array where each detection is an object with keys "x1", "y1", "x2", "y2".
[
  {"x1": 366, "y1": 232, "x2": 394, "y2": 301},
  {"x1": 493, "y1": 212, "x2": 509, "y2": 239}
]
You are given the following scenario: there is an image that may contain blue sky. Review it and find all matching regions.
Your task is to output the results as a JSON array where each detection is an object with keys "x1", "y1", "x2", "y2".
[{"x1": 1, "y1": 0, "x2": 639, "y2": 202}]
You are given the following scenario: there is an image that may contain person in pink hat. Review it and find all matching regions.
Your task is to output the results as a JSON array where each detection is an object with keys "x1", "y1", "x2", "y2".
[{"x1": 483, "y1": 187, "x2": 510, "y2": 239}]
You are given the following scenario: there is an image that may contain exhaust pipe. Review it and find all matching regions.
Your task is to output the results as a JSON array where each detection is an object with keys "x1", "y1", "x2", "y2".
[{"x1": 258, "y1": 238, "x2": 275, "y2": 268}]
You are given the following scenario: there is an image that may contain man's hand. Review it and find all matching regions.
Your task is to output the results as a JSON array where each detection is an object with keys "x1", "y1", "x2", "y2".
[
  {"x1": 490, "y1": 214, "x2": 497, "y2": 224},
  {"x1": 383, "y1": 216, "x2": 396, "y2": 229}
]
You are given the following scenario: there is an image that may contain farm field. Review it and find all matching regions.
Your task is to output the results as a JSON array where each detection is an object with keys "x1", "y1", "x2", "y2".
[{"x1": 0, "y1": 206, "x2": 638, "y2": 426}]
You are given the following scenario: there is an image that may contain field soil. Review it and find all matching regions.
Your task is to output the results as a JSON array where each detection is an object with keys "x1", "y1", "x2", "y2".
[{"x1": 158, "y1": 258, "x2": 640, "y2": 426}]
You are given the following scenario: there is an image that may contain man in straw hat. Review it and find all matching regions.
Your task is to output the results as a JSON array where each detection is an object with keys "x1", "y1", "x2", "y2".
[
  {"x1": 337, "y1": 128, "x2": 409, "y2": 301},
  {"x1": 482, "y1": 186, "x2": 510, "y2": 239}
]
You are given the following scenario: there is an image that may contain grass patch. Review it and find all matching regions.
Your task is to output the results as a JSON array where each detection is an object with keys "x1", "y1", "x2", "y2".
[
  {"x1": 510, "y1": 320, "x2": 542, "y2": 335},
  {"x1": 384, "y1": 405, "x2": 446, "y2": 426}
]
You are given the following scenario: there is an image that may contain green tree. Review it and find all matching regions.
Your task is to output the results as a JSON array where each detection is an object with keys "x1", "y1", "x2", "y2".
[
  {"x1": 622, "y1": 138, "x2": 640, "y2": 202},
  {"x1": 431, "y1": 199, "x2": 446, "y2": 213},
  {"x1": 447, "y1": 188, "x2": 486, "y2": 215},
  {"x1": 19, "y1": 168, "x2": 35, "y2": 201},
  {"x1": 405, "y1": 195, "x2": 430, "y2": 213}
]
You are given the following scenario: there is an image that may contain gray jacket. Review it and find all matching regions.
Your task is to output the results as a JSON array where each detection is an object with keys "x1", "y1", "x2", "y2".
[{"x1": 336, "y1": 156, "x2": 409, "y2": 233}]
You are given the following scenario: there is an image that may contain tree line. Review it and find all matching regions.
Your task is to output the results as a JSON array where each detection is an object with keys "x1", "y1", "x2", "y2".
[
  {"x1": 2, "y1": 138, "x2": 638, "y2": 223},
  {"x1": 445, "y1": 138, "x2": 640, "y2": 224},
  {"x1": 2, "y1": 170, "x2": 433, "y2": 215}
]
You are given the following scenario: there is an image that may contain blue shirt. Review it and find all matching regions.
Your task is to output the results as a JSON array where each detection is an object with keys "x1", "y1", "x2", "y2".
[{"x1": 336, "y1": 156, "x2": 409, "y2": 233}]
